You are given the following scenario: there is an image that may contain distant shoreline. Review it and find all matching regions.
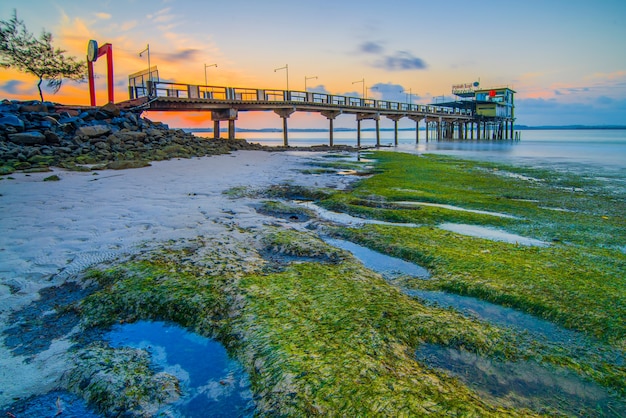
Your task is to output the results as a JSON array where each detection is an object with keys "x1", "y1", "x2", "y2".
[{"x1": 185, "y1": 125, "x2": 626, "y2": 133}]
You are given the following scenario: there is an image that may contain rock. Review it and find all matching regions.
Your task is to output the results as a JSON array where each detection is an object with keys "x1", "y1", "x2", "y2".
[
  {"x1": 113, "y1": 131, "x2": 147, "y2": 143},
  {"x1": 99, "y1": 102, "x2": 121, "y2": 117},
  {"x1": 0, "y1": 114, "x2": 25, "y2": 131},
  {"x1": 77, "y1": 125, "x2": 111, "y2": 138},
  {"x1": 44, "y1": 131, "x2": 61, "y2": 144},
  {"x1": 8, "y1": 131, "x2": 46, "y2": 145},
  {"x1": 19, "y1": 103, "x2": 48, "y2": 113},
  {"x1": 106, "y1": 160, "x2": 151, "y2": 170}
]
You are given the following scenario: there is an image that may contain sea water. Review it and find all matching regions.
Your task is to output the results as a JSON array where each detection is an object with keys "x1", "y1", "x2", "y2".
[{"x1": 196, "y1": 129, "x2": 626, "y2": 177}]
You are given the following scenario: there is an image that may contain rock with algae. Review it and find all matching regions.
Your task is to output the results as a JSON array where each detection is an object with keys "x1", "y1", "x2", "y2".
[{"x1": 64, "y1": 342, "x2": 180, "y2": 417}]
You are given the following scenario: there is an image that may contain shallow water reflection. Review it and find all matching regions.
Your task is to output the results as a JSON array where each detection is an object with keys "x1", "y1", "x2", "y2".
[
  {"x1": 2, "y1": 390, "x2": 99, "y2": 417},
  {"x1": 405, "y1": 289, "x2": 581, "y2": 344},
  {"x1": 439, "y1": 223, "x2": 549, "y2": 246},
  {"x1": 106, "y1": 321, "x2": 255, "y2": 417},
  {"x1": 323, "y1": 237, "x2": 429, "y2": 279},
  {"x1": 416, "y1": 343, "x2": 625, "y2": 416}
]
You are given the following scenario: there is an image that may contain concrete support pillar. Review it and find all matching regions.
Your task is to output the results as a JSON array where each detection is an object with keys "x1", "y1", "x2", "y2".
[
  {"x1": 437, "y1": 117, "x2": 442, "y2": 141},
  {"x1": 477, "y1": 121, "x2": 481, "y2": 140},
  {"x1": 274, "y1": 108, "x2": 296, "y2": 147},
  {"x1": 321, "y1": 110, "x2": 341, "y2": 147},
  {"x1": 357, "y1": 119, "x2": 361, "y2": 148},
  {"x1": 213, "y1": 120, "x2": 220, "y2": 139},
  {"x1": 376, "y1": 118, "x2": 380, "y2": 147},
  {"x1": 211, "y1": 108, "x2": 238, "y2": 141},
  {"x1": 394, "y1": 119, "x2": 398, "y2": 145},
  {"x1": 356, "y1": 112, "x2": 379, "y2": 147},
  {"x1": 228, "y1": 120, "x2": 235, "y2": 140},
  {"x1": 386, "y1": 115, "x2": 404, "y2": 146},
  {"x1": 425, "y1": 119, "x2": 429, "y2": 142},
  {"x1": 408, "y1": 115, "x2": 423, "y2": 144}
]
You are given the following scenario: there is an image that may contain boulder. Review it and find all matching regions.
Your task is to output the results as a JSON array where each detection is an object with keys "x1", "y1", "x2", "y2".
[
  {"x1": 19, "y1": 103, "x2": 48, "y2": 113},
  {"x1": 99, "y1": 102, "x2": 121, "y2": 117},
  {"x1": 8, "y1": 131, "x2": 46, "y2": 145},
  {"x1": 113, "y1": 131, "x2": 148, "y2": 142},
  {"x1": 77, "y1": 125, "x2": 112, "y2": 138},
  {"x1": 0, "y1": 114, "x2": 25, "y2": 131}
]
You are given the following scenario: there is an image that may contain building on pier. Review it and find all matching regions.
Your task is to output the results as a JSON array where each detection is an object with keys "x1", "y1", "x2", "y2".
[{"x1": 433, "y1": 83, "x2": 516, "y2": 140}]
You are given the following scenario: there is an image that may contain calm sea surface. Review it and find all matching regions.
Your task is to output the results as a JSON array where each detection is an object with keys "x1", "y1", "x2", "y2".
[{"x1": 195, "y1": 129, "x2": 626, "y2": 181}]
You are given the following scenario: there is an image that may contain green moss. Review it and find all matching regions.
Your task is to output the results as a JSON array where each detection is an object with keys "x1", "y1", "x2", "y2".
[
  {"x1": 65, "y1": 342, "x2": 180, "y2": 416},
  {"x1": 27, "y1": 155, "x2": 55, "y2": 165},
  {"x1": 318, "y1": 152, "x2": 626, "y2": 350},
  {"x1": 223, "y1": 186, "x2": 255, "y2": 198},
  {"x1": 43, "y1": 174, "x2": 60, "y2": 181},
  {"x1": 257, "y1": 200, "x2": 316, "y2": 222},
  {"x1": 81, "y1": 260, "x2": 227, "y2": 333},
  {"x1": 105, "y1": 160, "x2": 151, "y2": 170},
  {"x1": 78, "y1": 231, "x2": 539, "y2": 415},
  {"x1": 260, "y1": 227, "x2": 346, "y2": 262},
  {"x1": 235, "y1": 260, "x2": 535, "y2": 416}
]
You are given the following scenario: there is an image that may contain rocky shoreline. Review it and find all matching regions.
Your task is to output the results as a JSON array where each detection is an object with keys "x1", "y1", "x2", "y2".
[{"x1": 0, "y1": 100, "x2": 355, "y2": 174}]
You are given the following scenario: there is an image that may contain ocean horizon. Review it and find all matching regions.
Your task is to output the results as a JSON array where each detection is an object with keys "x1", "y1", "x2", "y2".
[{"x1": 193, "y1": 128, "x2": 626, "y2": 176}]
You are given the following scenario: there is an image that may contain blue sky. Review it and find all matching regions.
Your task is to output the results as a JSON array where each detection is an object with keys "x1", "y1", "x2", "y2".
[{"x1": 1, "y1": 0, "x2": 625, "y2": 127}]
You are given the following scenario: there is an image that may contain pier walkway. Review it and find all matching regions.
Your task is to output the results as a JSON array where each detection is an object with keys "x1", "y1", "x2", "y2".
[{"x1": 120, "y1": 81, "x2": 477, "y2": 147}]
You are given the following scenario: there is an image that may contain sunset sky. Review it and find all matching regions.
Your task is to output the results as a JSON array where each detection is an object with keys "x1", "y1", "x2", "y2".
[{"x1": 1, "y1": 0, "x2": 625, "y2": 129}]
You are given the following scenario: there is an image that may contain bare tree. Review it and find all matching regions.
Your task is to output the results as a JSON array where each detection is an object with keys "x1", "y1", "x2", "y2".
[{"x1": 0, "y1": 10, "x2": 86, "y2": 102}]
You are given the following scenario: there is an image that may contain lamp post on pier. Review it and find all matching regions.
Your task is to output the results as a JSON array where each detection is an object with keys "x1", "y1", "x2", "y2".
[
  {"x1": 352, "y1": 78, "x2": 365, "y2": 98},
  {"x1": 274, "y1": 64, "x2": 289, "y2": 92},
  {"x1": 139, "y1": 44, "x2": 151, "y2": 94},
  {"x1": 400, "y1": 88, "x2": 416, "y2": 106},
  {"x1": 204, "y1": 63, "x2": 217, "y2": 86},
  {"x1": 305, "y1": 75, "x2": 317, "y2": 92}
]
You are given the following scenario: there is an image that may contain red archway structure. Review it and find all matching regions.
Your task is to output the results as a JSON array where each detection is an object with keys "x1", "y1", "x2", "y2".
[{"x1": 87, "y1": 40, "x2": 114, "y2": 106}]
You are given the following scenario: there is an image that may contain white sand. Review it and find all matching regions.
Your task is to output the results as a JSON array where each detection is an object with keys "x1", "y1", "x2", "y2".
[{"x1": 0, "y1": 150, "x2": 356, "y2": 406}]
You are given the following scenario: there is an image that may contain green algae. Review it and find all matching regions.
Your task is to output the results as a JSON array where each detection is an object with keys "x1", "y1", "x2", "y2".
[
  {"x1": 318, "y1": 152, "x2": 626, "y2": 347},
  {"x1": 75, "y1": 231, "x2": 544, "y2": 416},
  {"x1": 64, "y1": 342, "x2": 180, "y2": 416},
  {"x1": 321, "y1": 152, "x2": 625, "y2": 248},
  {"x1": 257, "y1": 200, "x2": 317, "y2": 222}
]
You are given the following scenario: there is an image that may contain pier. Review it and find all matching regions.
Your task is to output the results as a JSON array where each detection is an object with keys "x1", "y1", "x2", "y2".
[{"x1": 120, "y1": 77, "x2": 515, "y2": 147}]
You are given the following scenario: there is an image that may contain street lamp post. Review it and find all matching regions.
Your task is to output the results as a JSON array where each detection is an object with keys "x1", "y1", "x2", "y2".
[
  {"x1": 204, "y1": 63, "x2": 217, "y2": 86},
  {"x1": 305, "y1": 75, "x2": 318, "y2": 92},
  {"x1": 400, "y1": 88, "x2": 415, "y2": 105},
  {"x1": 139, "y1": 44, "x2": 151, "y2": 93},
  {"x1": 352, "y1": 78, "x2": 365, "y2": 98},
  {"x1": 274, "y1": 64, "x2": 289, "y2": 92}
]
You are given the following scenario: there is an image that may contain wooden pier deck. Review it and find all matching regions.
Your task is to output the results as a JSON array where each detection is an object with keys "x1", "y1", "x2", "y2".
[{"x1": 120, "y1": 81, "x2": 480, "y2": 147}]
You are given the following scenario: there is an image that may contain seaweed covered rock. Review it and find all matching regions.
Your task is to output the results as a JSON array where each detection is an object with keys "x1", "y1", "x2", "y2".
[
  {"x1": 0, "y1": 99, "x2": 265, "y2": 174},
  {"x1": 64, "y1": 342, "x2": 180, "y2": 417}
]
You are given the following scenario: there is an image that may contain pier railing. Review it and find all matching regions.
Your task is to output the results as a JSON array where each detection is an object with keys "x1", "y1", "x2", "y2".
[{"x1": 130, "y1": 81, "x2": 472, "y2": 117}]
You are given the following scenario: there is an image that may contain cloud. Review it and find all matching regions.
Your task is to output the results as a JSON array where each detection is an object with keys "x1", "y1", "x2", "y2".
[
  {"x1": 359, "y1": 41, "x2": 384, "y2": 54},
  {"x1": 356, "y1": 40, "x2": 427, "y2": 71},
  {"x1": 94, "y1": 12, "x2": 111, "y2": 20},
  {"x1": 595, "y1": 96, "x2": 614, "y2": 105},
  {"x1": 156, "y1": 48, "x2": 202, "y2": 63},
  {"x1": 147, "y1": 8, "x2": 175, "y2": 24},
  {"x1": 308, "y1": 84, "x2": 330, "y2": 94},
  {"x1": 377, "y1": 51, "x2": 427, "y2": 71},
  {"x1": 515, "y1": 97, "x2": 626, "y2": 126},
  {"x1": 1, "y1": 80, "x2": 26, "y2": 94},
  {"x1": 370, "y1": 82, "x2": 405, "y2": 101}
]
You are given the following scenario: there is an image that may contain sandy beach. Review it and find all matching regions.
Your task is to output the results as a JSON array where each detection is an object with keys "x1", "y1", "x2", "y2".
[{"x1": 0, "y1": 150, "x2": 356, "y2": 407}]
